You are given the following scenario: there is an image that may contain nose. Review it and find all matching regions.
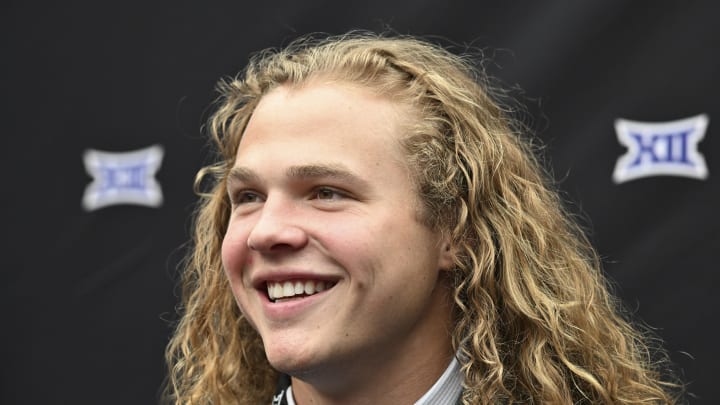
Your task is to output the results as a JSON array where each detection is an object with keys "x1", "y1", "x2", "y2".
[{"x1": 246, "y1": 195, "x2": 309, "y2": 253}]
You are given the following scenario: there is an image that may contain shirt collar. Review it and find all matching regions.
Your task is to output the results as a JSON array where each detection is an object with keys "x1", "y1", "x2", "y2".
[
  {"x1": 413, "y1": 355, "x2": 463, "y2": 405},
  {"x1": 282, "y1": 355, "x2": 463, "y2": 405}
]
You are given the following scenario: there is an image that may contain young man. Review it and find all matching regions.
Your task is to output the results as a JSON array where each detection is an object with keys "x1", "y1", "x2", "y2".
[{"x1": 165, "y1": 33, "x2": 680, "y2": 404}]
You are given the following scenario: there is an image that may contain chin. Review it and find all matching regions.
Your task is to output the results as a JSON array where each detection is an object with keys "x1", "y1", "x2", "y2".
[{"x1": 263, "y1": 340, "x2": 321, "y2": 375}]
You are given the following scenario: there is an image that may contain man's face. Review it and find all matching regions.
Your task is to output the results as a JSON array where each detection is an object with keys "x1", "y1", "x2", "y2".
[{"x1": 221, "y1": 81, "x2": 454, "y2": 385}]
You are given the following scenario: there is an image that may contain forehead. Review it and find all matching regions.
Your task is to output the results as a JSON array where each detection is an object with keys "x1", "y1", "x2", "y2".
[
  {"x1": 230, "y1": 82, "x2": 423, "y2": 196},
  {"x1": 238, "y1": 81, "x2": 413, "y2": 160}
]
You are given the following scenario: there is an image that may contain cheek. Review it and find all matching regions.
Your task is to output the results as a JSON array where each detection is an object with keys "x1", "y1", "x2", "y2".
[
  {"x1": 318, "y1": 220, "x2": 374, "y2": 257},
  {"x1": 220, "y1": 226, "x2": 250, "y2": 281}
]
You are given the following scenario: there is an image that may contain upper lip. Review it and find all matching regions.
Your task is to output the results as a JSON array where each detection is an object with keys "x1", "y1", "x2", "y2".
[{"x1": 250, "y1": 269, "x2": 341, "y2": 290}]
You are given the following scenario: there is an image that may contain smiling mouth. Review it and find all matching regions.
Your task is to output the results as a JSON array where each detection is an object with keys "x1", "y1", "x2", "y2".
[{"x1": 266, "y1": 280, "x2": 336, "y2": 303}]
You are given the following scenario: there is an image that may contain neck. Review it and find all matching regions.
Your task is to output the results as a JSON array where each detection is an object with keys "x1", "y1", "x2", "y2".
[
  {"x1": 290, "y1": 283, "x2": 455, "y2": 405},
  {"x1": 291, "y1": 346, "x2": 455, "y2": 405}
]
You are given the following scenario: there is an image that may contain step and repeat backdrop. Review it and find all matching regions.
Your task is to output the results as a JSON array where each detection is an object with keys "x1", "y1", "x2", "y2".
[{"x1": 4, "y1": 1, "x2": 717, "y2": 403}]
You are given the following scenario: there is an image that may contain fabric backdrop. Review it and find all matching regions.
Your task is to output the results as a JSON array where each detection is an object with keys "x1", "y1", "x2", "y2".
[{"x1": 4, "y1": 1, "x2": 717, "y2": 403}]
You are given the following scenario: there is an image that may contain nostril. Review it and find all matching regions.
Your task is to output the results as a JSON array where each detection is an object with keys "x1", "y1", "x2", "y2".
[{"x1": 247, "y1": 219, "x2": 310, "y2": 253}]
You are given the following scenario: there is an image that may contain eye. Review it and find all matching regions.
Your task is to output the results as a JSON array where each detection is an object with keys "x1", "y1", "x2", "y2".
[
  {"x1": 232, "y1": 191, "x2": 264, "y2": 205},
  {"x1": 313, "y1": 187, "x2": 345, "y2": 201}
]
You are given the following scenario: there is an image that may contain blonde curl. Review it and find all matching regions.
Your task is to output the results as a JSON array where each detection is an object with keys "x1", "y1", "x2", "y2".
[{"x1": 164, "y1": 31, "x2": 683, "y2": 404}]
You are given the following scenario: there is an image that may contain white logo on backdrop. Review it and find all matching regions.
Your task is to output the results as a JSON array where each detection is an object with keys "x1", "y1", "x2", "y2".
[
  {"x1": 82, "y1": 144, "x2": 164, "y2": 211},
  {"x1": 613, "y1": 114, "x2": 709, "y2": 183}
]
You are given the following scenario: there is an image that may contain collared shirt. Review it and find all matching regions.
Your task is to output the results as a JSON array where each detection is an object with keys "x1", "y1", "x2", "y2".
[
  {"x1": 277, "y1": 355, "x2": 463, "y2": 405},
  {"x1": 413, "y1": 355, "x2": 463, "y2": 405}
]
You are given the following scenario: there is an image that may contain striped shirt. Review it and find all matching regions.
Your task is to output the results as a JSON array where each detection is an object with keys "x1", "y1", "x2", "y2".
[{"x1": 276, "y1": 355, "x2": 463, "y2": 405}]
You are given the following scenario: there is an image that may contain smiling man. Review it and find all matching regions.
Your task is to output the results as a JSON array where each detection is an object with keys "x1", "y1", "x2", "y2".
[
  {"x1": 165, "y1": 33, "x2": 681, "y2": 404},
  {"x1": 222, "y1": 82, "x2": 457, "y2": 404}
]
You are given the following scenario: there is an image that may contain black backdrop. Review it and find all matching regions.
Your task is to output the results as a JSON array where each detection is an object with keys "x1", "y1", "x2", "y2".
[{"x1": 4, "y1": 1, "x2": 718, "y2": 404}]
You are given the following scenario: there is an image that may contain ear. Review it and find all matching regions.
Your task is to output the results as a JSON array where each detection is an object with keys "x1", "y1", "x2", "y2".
[{"x1": 437, "y1": 234, "x2": 456, "y2": 271}]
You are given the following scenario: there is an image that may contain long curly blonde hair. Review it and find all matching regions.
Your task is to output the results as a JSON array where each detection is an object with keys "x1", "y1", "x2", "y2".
[{"x1": 164, "y1": 32, "x2": 682, "y2": 404}]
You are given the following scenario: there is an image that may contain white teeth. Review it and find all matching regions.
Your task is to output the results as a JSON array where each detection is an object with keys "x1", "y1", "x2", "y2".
[
  {"x1": 283, "y1": 281, "x2": 294, "y2": 297},
  {"x1": 266, "y1": 279, "x2": 334, "y2": 301},
  {"x1": 304, "y1": 281, "x2": 314, "y2": 295}
]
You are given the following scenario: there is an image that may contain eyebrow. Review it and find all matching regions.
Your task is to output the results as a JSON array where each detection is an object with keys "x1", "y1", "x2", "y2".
[
  {"x1": 227, "y1": 166, "x2": 261, "y2": 186},
  {"x1": 286, "y1": 164, "x2": 360, "y2": 182},
  {"x1": 227, "y1": 163, "x2": 369, "y2": 189}
]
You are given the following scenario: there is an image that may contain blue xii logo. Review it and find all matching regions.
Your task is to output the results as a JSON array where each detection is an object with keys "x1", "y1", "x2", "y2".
[
  {"x1": 82, "y1": 144, "x2": 164, "y2": 211},
  {"x1": 613, "y1": 114, "x2": 709, "y2": 183}
]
